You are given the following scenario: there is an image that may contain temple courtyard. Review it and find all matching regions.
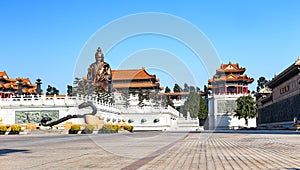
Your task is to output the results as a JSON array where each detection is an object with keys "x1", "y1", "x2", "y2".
[{"x1": 0, "y1": 131, "x2": 299, "y2": 169}]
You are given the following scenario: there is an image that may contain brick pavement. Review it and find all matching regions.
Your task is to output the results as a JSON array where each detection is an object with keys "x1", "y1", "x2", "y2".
[
  {"x1": 137, "y1": 133, "x2": 300, "y2": 170},
  {"x1": 0, "y1": 132, "x2": 299, "y2": 169}
]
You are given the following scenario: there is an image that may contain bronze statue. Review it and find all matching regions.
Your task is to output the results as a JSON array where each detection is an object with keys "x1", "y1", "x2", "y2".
[{"x1": 87, "y1": 47, "x2": 112, "y2": 93}]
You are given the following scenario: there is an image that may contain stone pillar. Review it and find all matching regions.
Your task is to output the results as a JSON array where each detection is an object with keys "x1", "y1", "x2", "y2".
[
  {"x1": 36, "y1": 78, "x2": 42, "y2": 95},
  {"x1": 17, "y1": 80, "x2": 23, "y2": 96}
]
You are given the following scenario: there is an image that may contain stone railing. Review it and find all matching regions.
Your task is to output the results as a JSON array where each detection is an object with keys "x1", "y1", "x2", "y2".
[
  {"x1": 0, "y1": 94, "x2": 76, "y2": 107},
  {"x1": 0, "y1": 94, "x2": 120, "y2": 113},
  {"x1": 117, "y1": 105, "x2": 180, "y2": 119}
]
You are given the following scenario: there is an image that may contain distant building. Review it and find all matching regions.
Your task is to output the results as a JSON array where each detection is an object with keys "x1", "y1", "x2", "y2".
[
  {"x1": 0, "y1": 71, "x2": 36, "y2": 97},
  {"x1": 161, "y1": 92, "x2": 205, "y2": 107},
  {"x1": 207, "y1": 62, "x2": 256, "y2": 129},
  {"x1": 257, "y1": 58, "x2": 300, "y2": 128},
  {"x1": 112, "y1": 68, "x2": 163, "y2": 92}
]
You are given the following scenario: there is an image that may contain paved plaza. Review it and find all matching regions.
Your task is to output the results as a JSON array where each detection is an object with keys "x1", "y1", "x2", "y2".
[{"x1": 0, "y1": 131, "x2": 299, "y2": 169}]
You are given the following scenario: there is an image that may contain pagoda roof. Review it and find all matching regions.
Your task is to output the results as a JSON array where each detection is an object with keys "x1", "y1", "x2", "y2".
[
  {"x1": 16, "y1": 77, "x2": 36, "y2": 87},
  {"x1": 22, "y1": 88, "x2": 36, "y2": 93},
  {"x1": 216, "y1": 62, "x2": 246, "y2": 73},
  {"x1": 113, "y1": 82, "x2": 160, "y2": 89},
  {"x1": 159, "y1": 92, "x2": 205, "y2": 96},
  {"x1": 112, "y1": 68, "x2": 157, "y2": 81},
  {"x1": 0, "y1": 71, "x2": 36, "y2": 94},
  {"x1": 208, "y1": 73, "x2": 254, "y2": 83},
  {"x1": 0, "y1": 71, "x2": 12, "y2": 80}
]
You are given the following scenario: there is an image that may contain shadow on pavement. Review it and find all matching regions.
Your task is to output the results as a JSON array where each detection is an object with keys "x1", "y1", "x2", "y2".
[{"x1": 0, "y1": 149, "x2": 31, "y2": 156}]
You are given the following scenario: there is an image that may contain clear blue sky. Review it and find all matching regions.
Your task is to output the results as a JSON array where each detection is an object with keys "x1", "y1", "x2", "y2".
[{"x1": 1, "y1": 0, "x2": 299, "y2": 93}]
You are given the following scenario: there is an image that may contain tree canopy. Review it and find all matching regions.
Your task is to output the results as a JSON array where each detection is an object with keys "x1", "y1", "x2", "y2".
[
  {"x1": 173, "y1": 83, "x2": 182, "y2": 92},
  {"x1": 138, "y1": 88, "x2": 144, "y2": 107},
  {"x1": 165, "y1": 86, "x2": 171, "y2": 93},
  {"x1": 184, "y1": 92, "x2": 208, "y2": 119},
  {"x1": 161, "y1": 94, "x2": 174, "y2": 108},
  {"x1": 256, "y1": 76, "x2": 268, "y2": 92},
  {"x1": 46, "y1": 85, "x2": 59, "y2": 95},
  {"x1": 67, "y1": 85, "x2": 72, "y2": 95},
  {"x1": 121, "y1": 89, "x2": 130, "y2": 108},
  {"x1": 234, "y1": 95, "x2": 257, "y2": 126},
  {"x1": 183, "y1": 83, "x2": 189, "y2": 92}
]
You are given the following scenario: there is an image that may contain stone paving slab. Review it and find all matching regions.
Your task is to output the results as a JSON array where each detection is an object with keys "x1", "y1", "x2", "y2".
[{"x1": 0, "y1": 131, "x2": 299, "y2": 169}]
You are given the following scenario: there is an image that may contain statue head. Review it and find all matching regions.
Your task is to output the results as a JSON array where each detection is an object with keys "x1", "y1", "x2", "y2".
[{"x1": 95, "y1": 47, "x2": 104, "y2": 62}]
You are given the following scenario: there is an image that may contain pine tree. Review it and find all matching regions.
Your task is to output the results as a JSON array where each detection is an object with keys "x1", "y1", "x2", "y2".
[{"x1": 173, "y1": 83, "x2": 182, "y2": 92}]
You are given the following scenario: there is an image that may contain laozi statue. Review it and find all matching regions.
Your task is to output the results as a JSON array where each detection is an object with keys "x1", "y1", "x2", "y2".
[{"x1": 87, "y1": 47, "x2": 112, "y2": 93}]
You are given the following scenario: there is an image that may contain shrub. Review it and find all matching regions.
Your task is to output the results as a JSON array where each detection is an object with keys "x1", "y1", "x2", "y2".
[
  {"x1": 69, "y1": 124, "x2": 81, "y2": 134},
  {"x1": 123, "y1": 125, "x2": 134, "y2": 132},
  {"x1": 112, "y1": 124, "x2": 121, "y2": 131},
  {"x1": 10, "y1": 124, "x2": 21, "y2": 134},
  {"x1": 0, "y1": 125, "x2": 7, "y2": 134},
  {"x1": 82, "y1": 124, "x2": 95, "y2": 134},
  {"x1": 85, "y1": 124, "x2": 95, "y2": 131},
  {"x1": 99, "y1": 123, "x2": 118, "y2": 133},
  {"x1": 102, "y1": 123, "x2": 113, "y2": 131}
]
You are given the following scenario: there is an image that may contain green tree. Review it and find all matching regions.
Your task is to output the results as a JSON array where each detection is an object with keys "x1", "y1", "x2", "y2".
[
  {"x1": 173, "y1": 83, "x2": 182, "y2": 92},
  {"x1": 145, "y1": 90, "x2": 150, "y2": 100},
  {"x1": 150, "y1": 92, "x2": 160, "y2": 108},
  {"x1": 189, "y1": 86, "x2": 195, "y2": 92},
  {"x1": 184, "y1": 92, "x2": 208, "y2": 120},
  {"x1": 203, "y1": 85, "x2": 211, "y2": 99},
  {"x1": 46, "y1": 85, "x2": 53, "y2": 95},
  {"x1": 72, "y1": 77, "x2": 81, "y2": 95},
  {"x1": 184, "y1": 92, "x2": 199, "y2": 118},
  {"x1": 67, "y1": 85, "x2": 72, "y2": 95},
  {"x1": 183, "y1": 83, "x2": 189, "y2": 92},
  {"x1": 256, "y1": 76, "x2": 268, "y2": 92},
  {"x1": 46, "y1": 85, "x2": 59, "y2": 95},
  {"x1": 165, "y1": 86, "x2": 171, "y2": 93},
  {"x1": 234, "y1": 95, "x2": 258, "y2": 126},
  {"x1": 198, "y1": 96, "x2": 208, "y2": 119},
  {"x1": 161, "y1": 94, "x2": 174, "y2": 108},
  {"x1": 121, "y1": 89, "x2": 130, "y2": 108},
  {"x1": 138, "y1": 88, "x2": 144, "y2": 107}
]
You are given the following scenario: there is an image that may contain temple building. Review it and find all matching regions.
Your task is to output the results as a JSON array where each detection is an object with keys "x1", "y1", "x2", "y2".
[
  {"x1": 208, "y1": 62, "x2": 254, "y2": 95},
  {"x1": 207, "y1": 62, "x2": 256, "y2": 129},
  {"x1": 0, "y1": 71, "x2": 37, "y2": 97},
  {"x1": 111, "y1": 68, "x2": 163, "y2": 92},
  {"x1": 161, "y1": 92, "x2": 205, "y2": 107},
  {"x1": 257, "y1": 58, "x2": 300, "y2": 129}
]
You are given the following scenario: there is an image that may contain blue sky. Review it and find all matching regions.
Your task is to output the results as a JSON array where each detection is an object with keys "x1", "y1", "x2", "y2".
[{"x1": 1, "y1": 0, "x2": 299, "y2": 93}]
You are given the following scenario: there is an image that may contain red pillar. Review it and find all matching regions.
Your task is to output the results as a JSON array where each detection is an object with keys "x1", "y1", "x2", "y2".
[
  {"x1": 246, "y1": 86, "x2": 248, "y2": 94},
  {"x1": 236, "y1": 85, "x2": 238, "y2": 94}
]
